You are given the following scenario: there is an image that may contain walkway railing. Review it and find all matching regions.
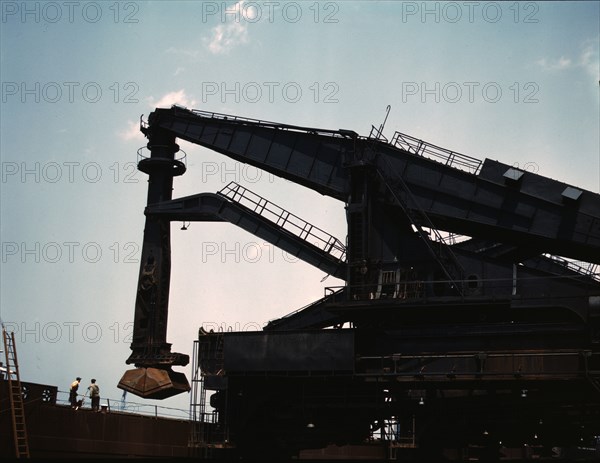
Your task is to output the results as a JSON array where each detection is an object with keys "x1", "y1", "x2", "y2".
[
  {"x1": 543, "y1": 254, "x2": 600, "y2": 282},
  {"x1": 56, "y1": 390, "x2": 190, "y2": 420},
  {"x1": 178, "y1": 106, "x2": 354, "y2": 139},
  {"x1": 218, "y1": 182, "x2": 346, "y2": 262},
  {"x1": 390, "y1": 131, "x2": 483, "y2": 174}
]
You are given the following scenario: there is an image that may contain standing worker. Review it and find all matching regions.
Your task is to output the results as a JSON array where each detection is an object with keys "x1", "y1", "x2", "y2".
[
  {"x1": 69, "y1": 377, "x2": 81, "y2": 408},
  {"x1": 88, "y1": 378, "x2": 100, "y2": 411}
]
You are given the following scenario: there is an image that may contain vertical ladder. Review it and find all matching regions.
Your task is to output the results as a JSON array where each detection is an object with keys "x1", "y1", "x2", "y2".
[
  {"x1": 189, "y1": 338, "x2": 212, "y2": 454},
  {"x1": 3, "y1": 328, "x2": 30, "y2": 458},
  {"x1": 189, "y1": 333, "x2": 227, "y2": 456}
]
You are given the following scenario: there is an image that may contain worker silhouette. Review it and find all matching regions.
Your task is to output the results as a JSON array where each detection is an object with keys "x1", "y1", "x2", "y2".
[
  {"x1": 88, "y1": 379, "x2": 100, "y2": 411},
  {"x1": 69, "y1": 377, "x2": 81, "y2": 408}
]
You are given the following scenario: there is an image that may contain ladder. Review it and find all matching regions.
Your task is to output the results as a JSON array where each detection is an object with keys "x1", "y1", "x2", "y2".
[
  {"x1": 188, "y1": 340, "x2": 206, "y2": 453},
  {"x1": 2, "y1": 328, "x2": 30, "y2": 458}
]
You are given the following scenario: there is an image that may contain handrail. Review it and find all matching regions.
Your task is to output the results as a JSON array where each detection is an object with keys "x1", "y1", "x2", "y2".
[
  {"x1": 178, "y1": 106, "x2": 353, "y2": 140},
  {"x1": 173, "y1": 106, "x2": 485, "y2": 177},
  {"x1": 369, "y1": 125, "x2": 388, "y2": 142},
  {"x1": 55, "y1": 390, "x2": 190, "y2": 420},
  {"x1": 359, "y1": 349, "x2": 590, "y2": 361},
  {"x1": 218, "y1": 182, "x2": 346, "y2": 262},
  {"x1": 433, "y1": 231, "x2": 470, "y2": 246},
  {"x1": 137, "y1": 145, "x2": 187, "y2": 166},
  {"x1": 266, "y1": 287, "x2": 345, "y2": 325},
  {"x1": 325, "y1": 268, "x2": 600, "y2": 301},
  {"x1": 391, "y1": 131, "x2": 482, "y2": 175},
  {"x1": 357, "y1": 350, "x2": 592, "y2": 379},
  {"x1": 542, "y1": 253, "x2": 600, "y2": 282}
]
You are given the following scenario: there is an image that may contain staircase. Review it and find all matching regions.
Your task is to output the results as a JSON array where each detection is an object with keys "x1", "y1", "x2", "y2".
[
  {"x1": 2, "y1": 327, "x2": 30, "y2": 458},
  {"x1": 218, "y1": 182, "x2": 346, "y2": 263}
]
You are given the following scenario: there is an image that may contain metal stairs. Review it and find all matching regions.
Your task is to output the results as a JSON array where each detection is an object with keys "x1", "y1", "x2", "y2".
[
  {"x1": 218, "y1": 182, "x2": 346, "y2": 263},
  {"x1": 147, "y1": 182, "x2": 347, "y2": 279}
]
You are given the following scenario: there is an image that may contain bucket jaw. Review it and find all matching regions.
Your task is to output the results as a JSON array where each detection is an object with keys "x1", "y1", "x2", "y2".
[{"x1": 118, "y1": 367, "x2": 190, "y2": 400}]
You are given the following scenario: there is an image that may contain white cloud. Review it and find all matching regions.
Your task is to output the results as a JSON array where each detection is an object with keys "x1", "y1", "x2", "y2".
[
  {"x1": 536, "y1": 56, "x2": 572, "y2": 71},
  {"x1": 579, "y1": 40, "x2": 599, "y2": 78},
  {"x1": 165, "y1": 2, "x2": 252, "y2": 57},
  {"x1": 207, "y1": 22, "x2": 249, "y2": 54},
  {"x1": 536, "y1": 39, "x2": 599, "y2": 78},
  {"x1": 173, "y1": 67, "x2": 185, "y2": 77},
  {"x1": 119, "y1": 90, "x2": 198, "y2": 141},
  {"x1": 205, "y1": 1, "x2": 249, "y2": 55},
  {"x1": 149, "y1": 89, "x2": 197, "y2": 109},
  {"x1": 118, "y1": 120, "x2": 144, "y2": 141}
]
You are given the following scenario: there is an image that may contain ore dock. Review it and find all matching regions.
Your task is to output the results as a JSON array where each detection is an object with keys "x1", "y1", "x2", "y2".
[{"x1": 3, "y1": 106, "x2": 600, "y2": 460}]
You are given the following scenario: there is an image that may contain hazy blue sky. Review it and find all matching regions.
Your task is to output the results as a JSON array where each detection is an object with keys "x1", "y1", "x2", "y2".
[{"x1": 1, "y1": 1, "x2": 598, "y2": 413}]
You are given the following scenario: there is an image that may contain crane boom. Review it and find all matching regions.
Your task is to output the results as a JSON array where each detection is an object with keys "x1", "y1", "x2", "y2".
[
  {"x1": 119, "y1": 106, "x2": 600, "y2": 400},
  {"x1": 150, "y1": 107, "x2": 600, "y2": 262}
]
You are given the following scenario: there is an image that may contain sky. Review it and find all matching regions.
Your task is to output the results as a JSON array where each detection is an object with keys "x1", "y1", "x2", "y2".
[{"x1": 0, "y1": 1, "x2": 599, "y2": 414}]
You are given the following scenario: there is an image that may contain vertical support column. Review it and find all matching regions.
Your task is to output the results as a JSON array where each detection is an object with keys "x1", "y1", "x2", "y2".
[
  {"x1": 346, "y1": 165, "x2": 376, "y2": 300},
  {"x1": 119, "y1": 126, "x2": 190, "y2": 399},
  {"x1": 130, "y1": 130, "x2": 179, "y2": 363}
]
